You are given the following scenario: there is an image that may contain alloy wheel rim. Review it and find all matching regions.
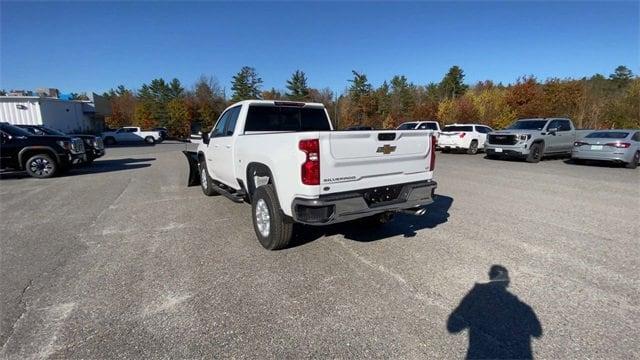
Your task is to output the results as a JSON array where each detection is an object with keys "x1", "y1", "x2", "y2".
[
  {"x1": 255, "y1": 199, "x2": 271, "y2": 237},
  {"x1": 30, "y1": 158, "x2": 52, "y2": 176}
]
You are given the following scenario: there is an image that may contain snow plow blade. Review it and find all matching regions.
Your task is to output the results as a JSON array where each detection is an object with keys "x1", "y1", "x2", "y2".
[{"x1": 183, "y1": 150, "x2": 200, "y2": 186}]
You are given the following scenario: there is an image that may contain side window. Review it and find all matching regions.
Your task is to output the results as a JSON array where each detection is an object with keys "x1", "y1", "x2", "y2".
[
  {"x1": 212, "y1": 111, "x2": 230, "y2": 138},
  {"x1": 417, "y1": 123, "x2": 427, "y2": 130},
  {"x1": 116, "y1": 129, "x2": 125, "y2": 133},
  {"x1": 633, "y1": 132, "x2": 640, "y2": 141},
  {"x1": 224, "y1": 106, "x2": 241, "y2": 136},
  {"x1": 547, "y1": 120, "x2": 560, "y2": 131},
  {"x1": 558, "y1": 120, "x2": 571, "y2": 131},
  {"x1": 127, "y1": 128, "x2": 136, "y2": 133},
  {"x1": 485, "y1": 127, "x2": 494, "y2": 133}
]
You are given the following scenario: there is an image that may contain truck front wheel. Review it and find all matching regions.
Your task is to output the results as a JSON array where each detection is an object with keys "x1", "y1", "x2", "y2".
[
  {"x1": 198, "y1": 160, "x2": 218, "y2": 196},
  {"x1": 252, "y1": 184, "x2": 293, "y2": 250},
  {"x1": 25, "y1": 154, "x2": 58, "y2": 178},
  {"x1": 526, "y1": 143, "x2": 543, "y2": 163}
]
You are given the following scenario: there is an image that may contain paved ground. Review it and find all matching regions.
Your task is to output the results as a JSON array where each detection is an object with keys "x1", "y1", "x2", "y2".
[{"x1": 1, "y1": 141, "x2": 638, "y2": 359}]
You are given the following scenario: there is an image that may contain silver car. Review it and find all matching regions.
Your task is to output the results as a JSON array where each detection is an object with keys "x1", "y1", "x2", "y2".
[{"x1": 571, "y1": 130, "x2": 640, "y2": 169}]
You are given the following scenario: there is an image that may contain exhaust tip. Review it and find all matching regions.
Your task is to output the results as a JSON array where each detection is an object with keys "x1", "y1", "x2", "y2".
[{"x1": 400, "y1": 207, "x2": 427, "y2": 216}]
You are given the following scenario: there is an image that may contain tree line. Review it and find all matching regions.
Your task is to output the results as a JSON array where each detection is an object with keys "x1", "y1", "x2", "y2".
[{"x1": 103, "y1": 65, "x2": 638, "y2": 137}]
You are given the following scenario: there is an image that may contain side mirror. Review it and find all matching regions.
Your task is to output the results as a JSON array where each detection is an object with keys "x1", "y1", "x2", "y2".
[
  {"x1": 547, "y1": 127, "x2": 558, "y2": 135},
  {"x1": 202, "y1": 132, "x2": 210, "y2": 144}
]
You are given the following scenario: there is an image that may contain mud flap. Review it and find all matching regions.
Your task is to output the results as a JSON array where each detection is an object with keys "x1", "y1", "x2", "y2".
[{"x1": 182, "y1": 150, "x2": 200, "y2": 186}]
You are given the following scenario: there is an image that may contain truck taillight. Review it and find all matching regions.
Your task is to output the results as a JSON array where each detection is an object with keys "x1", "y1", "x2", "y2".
[
  {"x1": 429, "y1": 135, "x2": 436, "y2": 171},
  {"x1": 299, "y1": 139, "x2": 320, "y2": 185},
  {"x1": 459, "y1": 132, "x2": 466, "y2": 138}
]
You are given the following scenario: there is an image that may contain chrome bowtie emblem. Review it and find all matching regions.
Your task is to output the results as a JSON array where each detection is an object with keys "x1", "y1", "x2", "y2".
[{"x1": 376, "y1": 144, "x2": 397, "y2": 154}]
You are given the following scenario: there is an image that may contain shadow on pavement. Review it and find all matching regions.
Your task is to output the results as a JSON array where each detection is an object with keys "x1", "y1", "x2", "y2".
[
  {"x1": 0, "y1": 158, "x2": 155, "y2": 179},
  {"x1": 447, "y1": 265, "x2": 543, "y2": 359},
  {"x1": 563, "y1": 159, "x2": 629, "y2": 168},
  {"x1": 289, "y1": 194, "x2": 453, "y2": 247},
  {"x1": 68, "y1": 158, "x2": 155, "y2": 176}
]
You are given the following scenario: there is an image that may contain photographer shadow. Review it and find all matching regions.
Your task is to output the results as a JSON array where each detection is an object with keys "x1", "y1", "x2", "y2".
[{"x1": 447, "y1": 265, "x2": 543, "y2": 359}]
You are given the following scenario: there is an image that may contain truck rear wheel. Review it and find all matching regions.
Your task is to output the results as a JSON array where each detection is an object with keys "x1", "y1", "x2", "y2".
[
  {"x1": 25, "y1": 154, "x2": 58, "y2": 178},
  {"x1": 252, "y1": 184, "x2": 293, "y2": 250},
  {"x1": 467, "y1": 140, "x2": 479, "y2": 155},
  {"x1": 145, "y1": 136, "x2": 156, "y2": 145},
  {"x1": 526, "y1": 143, "x2": 543, "y2": 163}
]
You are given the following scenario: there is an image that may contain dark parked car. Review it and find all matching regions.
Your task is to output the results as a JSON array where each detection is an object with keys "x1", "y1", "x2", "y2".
[
  {"x1": 0, "y1": 123, "x2": 86, "y2": 178},
  {"x1": 16, "y1": 125, "x2": 105, "y2": 163}
]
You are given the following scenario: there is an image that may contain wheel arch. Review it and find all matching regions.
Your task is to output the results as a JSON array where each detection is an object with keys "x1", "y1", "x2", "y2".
[
  {"x1": 18, "y1": 147, "x2": 60, "y2": 169},
  {"x1": 245, "y1": 162, "x2": 277, "y2": 203}
]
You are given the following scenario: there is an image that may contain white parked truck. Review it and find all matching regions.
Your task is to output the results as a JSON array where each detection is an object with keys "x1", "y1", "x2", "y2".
[
  {"x1": 101, "y1": 127, "x2": 162, "y2": 145},
  {"x1": 185, "y1": 100, "x2": 438, "y2": 250}
]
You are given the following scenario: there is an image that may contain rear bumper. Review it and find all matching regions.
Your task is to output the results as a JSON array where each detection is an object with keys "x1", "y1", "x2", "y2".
[
  {"x1": 291, "y1": 180, "x2": 437, "y2": 225},
  {"x1": 571, "y1": 149, "x2": 633, "y2": 163}
]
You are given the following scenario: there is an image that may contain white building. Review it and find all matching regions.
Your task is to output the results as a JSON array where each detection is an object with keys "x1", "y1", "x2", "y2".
[{"x1": 0, "y1": 93, "x2": 111, "y2": 134}]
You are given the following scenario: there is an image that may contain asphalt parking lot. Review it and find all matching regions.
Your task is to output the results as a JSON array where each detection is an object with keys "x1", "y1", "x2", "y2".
[{"x1": 1, "y1": 141, "x2": 638, "y2": 358}]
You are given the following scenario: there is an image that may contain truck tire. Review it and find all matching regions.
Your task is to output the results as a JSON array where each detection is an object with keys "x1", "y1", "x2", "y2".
[
  {"x1": 252, "y1": 184, "x2": 293, "y2": 250},
  {"x1": 144, "y1": 136, "x2": 156, "y2": 145},
  {"x1": 198, "y1": 160, "x2": 218, "y2": 196},
  {"x1": 25, "y1": 154, "x2": 58, "y2": 178},
  {"x1": 626, "y1": 151, "x2": 639, "y2": 169},
  {"x1": 467, "y1": 140, "x2": 479, "y2": 155},
  {"x1": 526, "y1": 142, "x2": 543, "y2": 163}
]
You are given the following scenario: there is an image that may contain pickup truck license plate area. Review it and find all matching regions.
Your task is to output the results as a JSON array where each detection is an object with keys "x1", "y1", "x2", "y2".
[{"x1": 363, "y1": 185, "x2": 404, "y2": 207}]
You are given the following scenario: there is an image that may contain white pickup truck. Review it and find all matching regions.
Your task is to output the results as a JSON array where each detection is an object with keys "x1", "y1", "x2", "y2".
[
  {"x1": 101, "y1": 127, "x2": 163, "y2": 145},
  {"x1": 185, "y1": 100, "x2": 438, "y2": 250}
]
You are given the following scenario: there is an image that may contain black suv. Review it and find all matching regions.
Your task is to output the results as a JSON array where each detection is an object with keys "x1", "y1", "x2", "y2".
[
  {"x1": 16, "y1": 124, "x2": 105, "y2": 163},
  {"x1": 0, "y1": 123, "x2": 86, "y2": 178}
]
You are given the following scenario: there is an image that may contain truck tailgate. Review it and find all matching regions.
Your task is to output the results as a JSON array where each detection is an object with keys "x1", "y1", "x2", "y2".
[{"x1": 319, "y1": 130, "x2": 433, "y2": 194}]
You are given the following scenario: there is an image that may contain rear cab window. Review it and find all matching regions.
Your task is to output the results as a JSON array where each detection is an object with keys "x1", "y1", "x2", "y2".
[
  {"x1": 418, "y1": 122, "x2": 439, "y2": 130},
  {"x1": 397, "y1": 122, "x2": 417, "y2": 130},
  {"x1": 443, "y1": 125, "x2": 473, "y2": 132},
  {"x1": 244, "y1": 104, "x2": 331, "y2": 133}
]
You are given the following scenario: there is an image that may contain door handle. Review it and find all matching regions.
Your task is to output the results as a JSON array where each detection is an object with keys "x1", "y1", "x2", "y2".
[
  {"x1": 225, "y1": 145, "x2": 231, "y2": 149},
  {"x1": 214, "y1": 145, "x2": 220, "y2": 148}
]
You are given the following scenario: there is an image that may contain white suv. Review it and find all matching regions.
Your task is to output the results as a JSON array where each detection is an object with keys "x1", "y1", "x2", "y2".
[{"x1": 439, "y1": 124, "x2": 493, "y2": 154}]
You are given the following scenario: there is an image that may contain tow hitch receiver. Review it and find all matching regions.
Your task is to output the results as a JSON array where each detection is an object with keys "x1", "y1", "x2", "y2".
[{"x1": 183, "y1": 150, "x2": 200, "y2": 186}]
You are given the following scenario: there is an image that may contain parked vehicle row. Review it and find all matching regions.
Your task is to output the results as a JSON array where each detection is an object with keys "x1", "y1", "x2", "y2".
[
  {"x1": 0, "y1": 122, "x2": 105, "y2": 178},
  {"x1": 397, "y1": 118, "x2": 639, "y2": 169},
  {"x1": 16, "y1": 125, "x2": 105, "y2": 164},
  {"x1": 185, "y1": 100, "x2": 438, "y2": 250}
]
